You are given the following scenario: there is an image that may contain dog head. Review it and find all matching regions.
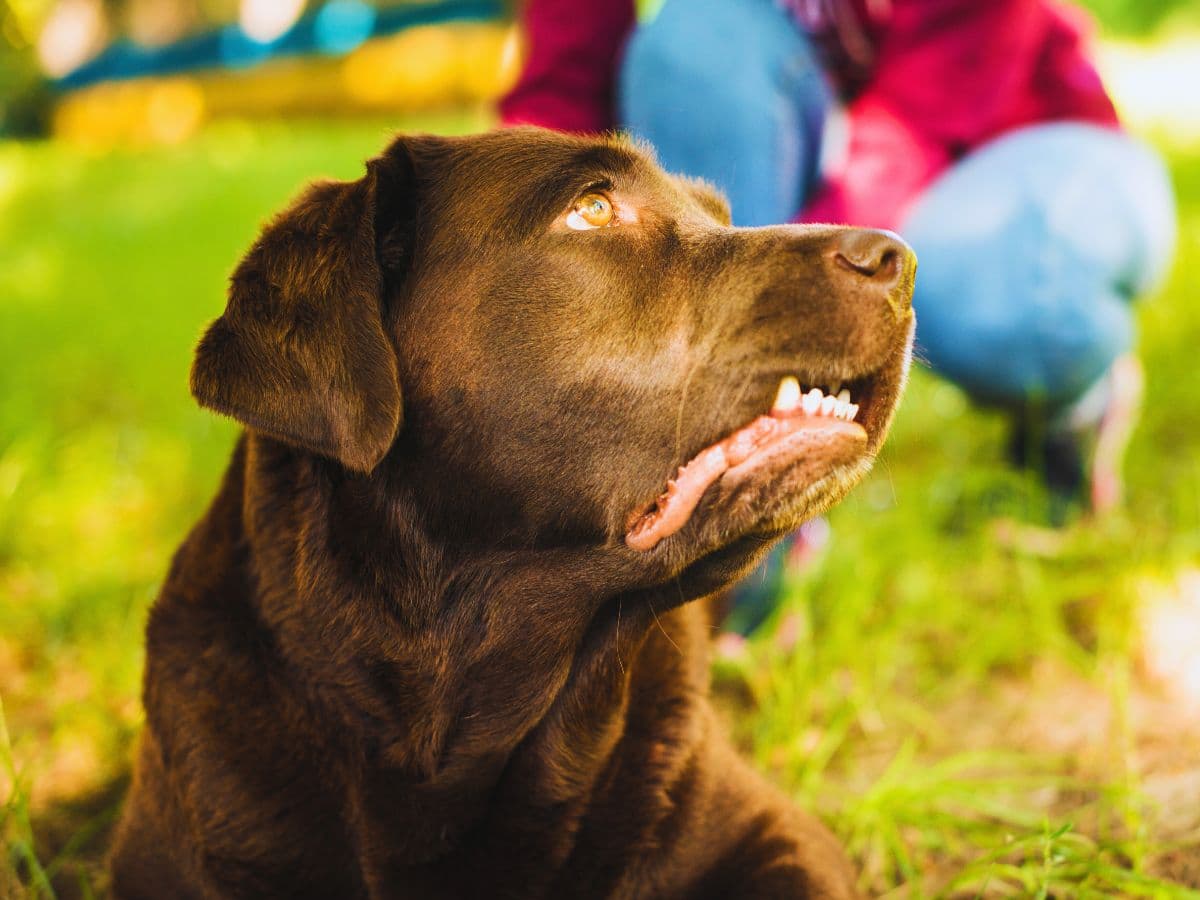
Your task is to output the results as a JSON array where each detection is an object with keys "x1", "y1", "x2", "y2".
[{"x1": 192, "y1": 128, "x2": 914, "y2": 599}]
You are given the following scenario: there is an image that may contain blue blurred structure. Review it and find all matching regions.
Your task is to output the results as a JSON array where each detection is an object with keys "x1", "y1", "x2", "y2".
[{"x1": 55, "y1": 0, "x2": 504, "y2": 91}]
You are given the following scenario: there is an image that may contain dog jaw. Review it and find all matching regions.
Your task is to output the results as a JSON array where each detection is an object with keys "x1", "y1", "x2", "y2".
[
  {"x1": 624, "y1": 356, "x2": 904, "y2": 553},
  {"x1": 625, "y1": 406, "x2": 866, "y2": 552}
]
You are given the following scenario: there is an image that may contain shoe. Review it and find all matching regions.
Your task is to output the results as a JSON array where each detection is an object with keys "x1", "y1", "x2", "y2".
[
  {"x1": 1007, "y1": 354, "x2": 1144, "y2": 517},
  {"x1": 1089, "y1": 354, "x2": 1144, "y2": 514}
]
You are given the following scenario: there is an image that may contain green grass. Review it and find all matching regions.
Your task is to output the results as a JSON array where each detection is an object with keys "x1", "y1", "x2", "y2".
[{"x1": 1, "y1": 115, "x2": 1198, "y2": 897}]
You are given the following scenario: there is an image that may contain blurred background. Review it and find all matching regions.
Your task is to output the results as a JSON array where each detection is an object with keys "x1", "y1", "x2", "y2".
[{"x1": 2, "y1": 0, "x2": 1200, "y2": 896}]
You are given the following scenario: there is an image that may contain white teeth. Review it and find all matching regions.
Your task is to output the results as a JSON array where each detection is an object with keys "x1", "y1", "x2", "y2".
[
  {"x1": 772, "y1": 376, "x2": 801, "y2": 413},
  {"x1": 773, "y1": 379, "x2": 859, "y2": 421}
]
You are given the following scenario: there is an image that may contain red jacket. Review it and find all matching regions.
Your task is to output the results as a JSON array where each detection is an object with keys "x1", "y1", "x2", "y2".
[{"x1": 500, "y1": 0, "x2": 1119, "y2": 228}]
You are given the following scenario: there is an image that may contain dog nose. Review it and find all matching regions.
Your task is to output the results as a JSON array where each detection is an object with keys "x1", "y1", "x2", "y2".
[{"x1": 829, "y1": 229, "x2": 913, "y2": 297}]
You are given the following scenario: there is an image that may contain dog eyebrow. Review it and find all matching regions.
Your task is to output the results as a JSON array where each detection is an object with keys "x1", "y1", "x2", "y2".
[
  {"x1": 572, "y1": 142, "x2": 645, "y2": 177},
  {"x1": 501, "y1": 144, "x2": 647, "y2": 238}
]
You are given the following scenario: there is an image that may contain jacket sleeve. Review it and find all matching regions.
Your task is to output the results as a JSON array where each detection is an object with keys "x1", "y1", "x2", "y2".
[
  {"x1": 499, "y1": 0, "x2": 636, "y2": 133},
  {"x1": 803, "y1": 0, "x2": 1118, "y2": 229}
]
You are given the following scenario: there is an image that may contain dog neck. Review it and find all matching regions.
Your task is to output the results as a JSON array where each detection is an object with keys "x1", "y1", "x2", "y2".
[{"x1": 230, "y1": 434, "x2": 682, "y2": 864}]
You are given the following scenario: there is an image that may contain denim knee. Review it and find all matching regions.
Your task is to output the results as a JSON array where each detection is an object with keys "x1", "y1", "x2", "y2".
[
  {"x1": 618, "y1": 0, "x2": 830, "y2": 225},
  {"x1": 901, "y1": 123, "x2": 1176, "y2": 409}
]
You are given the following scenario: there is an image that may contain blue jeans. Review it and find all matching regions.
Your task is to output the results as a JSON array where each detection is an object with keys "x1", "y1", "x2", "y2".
[
  {"x1": 620, "y1": 0, "x2": 830, "y2": 229},
  {"x1": 619, "y1": 0, "x2": 1177, "y2": 412}
]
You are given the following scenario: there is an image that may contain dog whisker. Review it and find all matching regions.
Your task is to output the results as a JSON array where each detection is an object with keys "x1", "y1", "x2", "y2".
[
  {"x1": 615, "y1": 596, "x2": 625, "y2": 675},
  {"x1": 653, "y1": 591, "x2": 684, "y2": 658}
]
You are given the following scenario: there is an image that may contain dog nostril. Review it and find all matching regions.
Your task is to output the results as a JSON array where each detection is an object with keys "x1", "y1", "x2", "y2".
[{"x1": 831, "y1": 229, "x2": 912, "y2": 283}]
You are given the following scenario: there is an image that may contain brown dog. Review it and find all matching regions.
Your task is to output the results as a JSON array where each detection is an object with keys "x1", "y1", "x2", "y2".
[{"x1": 108, "y1": 127, "x2": 915, "y2": 899}]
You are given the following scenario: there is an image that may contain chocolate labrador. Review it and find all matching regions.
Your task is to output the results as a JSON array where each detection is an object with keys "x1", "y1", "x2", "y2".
[{"x1": 108, "y1": 127, "x2": 915, "y2": 899}]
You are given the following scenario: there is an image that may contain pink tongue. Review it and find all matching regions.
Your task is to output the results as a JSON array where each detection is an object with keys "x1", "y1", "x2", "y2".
[{"x1": 624, "y1": 416, "x2": 779, "y2": 552}]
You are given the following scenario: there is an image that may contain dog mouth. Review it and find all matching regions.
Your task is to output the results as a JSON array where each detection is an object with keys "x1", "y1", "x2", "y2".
[{"x1": 625, "y1": 373, "x2": 881, "y2": 552}]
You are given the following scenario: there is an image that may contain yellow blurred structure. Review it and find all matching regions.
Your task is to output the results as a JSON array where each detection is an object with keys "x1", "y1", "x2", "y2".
[
  {"x1": 51, "y1": 18, "x2": 1200, "y2": 153},
  {"x1": 52, "y1": 21, "x2": 521, "y2": 149},
  {"x1": 1098, "y1": 34, "x2": 1200, "y2": 148}
]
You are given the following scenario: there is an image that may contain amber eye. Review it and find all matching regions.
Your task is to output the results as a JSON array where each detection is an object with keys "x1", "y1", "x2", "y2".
[{"x1": 566, "y1": 192, "x2": 615, "y2": 230}]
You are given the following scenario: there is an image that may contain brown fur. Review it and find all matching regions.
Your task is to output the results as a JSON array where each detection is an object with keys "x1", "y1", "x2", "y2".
[{"x1": 109, "y1": 128, "x2": 915, "y2": 899}]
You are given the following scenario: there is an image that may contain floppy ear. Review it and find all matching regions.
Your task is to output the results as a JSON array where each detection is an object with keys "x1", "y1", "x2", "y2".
[{"x1": 191, "y1": 153, "x2": 409, "y2": 473}]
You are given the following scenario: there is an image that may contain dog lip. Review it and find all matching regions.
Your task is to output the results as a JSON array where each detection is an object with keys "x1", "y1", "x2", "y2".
[
  {"x1": 623, "y1": 383, "x2": 872, "y2": 552},
  {"x1": 724, "y1": 417, "x2": 866, "y2": 474}
]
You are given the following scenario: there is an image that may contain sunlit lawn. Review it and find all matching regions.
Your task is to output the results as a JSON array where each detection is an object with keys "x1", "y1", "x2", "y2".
[{"x1": 2, "y1": 113, "x2": 1198, "y2": 897}]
